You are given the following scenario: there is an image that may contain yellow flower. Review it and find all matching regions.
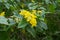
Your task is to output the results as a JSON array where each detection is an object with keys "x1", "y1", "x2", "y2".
[
  {"x1": 24, "y1": 12, "x2": 31, "y2": 18},
  {"x1": 27, "y1": 17, "x2": 31, "y2": 22},
  {"x1": 20, "y1": 10, "x2": 31, "y2": 17},
  {"x1": 31, "y1": 14, "x2": 37, "y2": 18},
  {"x1": 19, "y1": 10, "x2": 37, "y2": 27},
  {"x1": 30, "y1": 18, "x2": 37, "y2": 27},
  {"x1": 0, "y1": 12, "x2": 5, "y2": 16},
  {"x1": 19, "y1": 10, "x2": 27, "y2": 16}
]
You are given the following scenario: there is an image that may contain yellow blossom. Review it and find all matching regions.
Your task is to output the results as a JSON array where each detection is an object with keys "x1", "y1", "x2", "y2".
[
  {"x1": 30, "y1": 18, "x2": 37, "y2": 27},
  {"x1": 19, "y1": 10, "x2": 37, "y2": 27},
  {"x1": 20, "y1": 10, "x2": 26, "y2": 15},
  {"x1": 0, "y1": 12, "x2": 5, "y2": 16},
  {"x1": 31, "y1": 14, "x2": 37, "y2": 18},
  {"x1": 27, "y1": 17, "x2": 31, "y2": 22},
  {"x1": 24, "y1": 13, "x2": 31, "y2": 18},
  {"x1": 20, "y1": 10, "x2": 31, "y2": 18}
]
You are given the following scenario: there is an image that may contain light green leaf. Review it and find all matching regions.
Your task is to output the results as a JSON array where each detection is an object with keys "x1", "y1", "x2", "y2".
[
  {"x1": 8, "y1": 18, "x2": 15, "y2": 25},
  {"x1": 4, "y1": 3, "x2": 10, "y2": 9},
  {"x1": 45, "y1": 0, "x2": 50, "y2": 4},
  {"x1": 57, "y1": 0, "x2": 60, "y2": 2},
  {"x1": 13, "y1": 11, "x2": 23, "y2": 19},
  {"x1": 28, "y1": 3, "x2": 38, "y2": 10},
  {"x1": 0, "y1": 16, "x2": 8, "y2": 25}
]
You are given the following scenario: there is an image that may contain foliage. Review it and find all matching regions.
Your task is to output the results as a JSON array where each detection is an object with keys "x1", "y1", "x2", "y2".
[{"x1": 0, "y1": 0, "x2": 60, "y2": 40}]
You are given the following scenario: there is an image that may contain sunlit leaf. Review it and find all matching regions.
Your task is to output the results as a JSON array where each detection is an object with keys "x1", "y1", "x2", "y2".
[{"x1": 0, "y1": 16, "x2": 8, "y2": 25}]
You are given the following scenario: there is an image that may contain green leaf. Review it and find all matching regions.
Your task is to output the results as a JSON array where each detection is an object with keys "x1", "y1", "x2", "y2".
[
  {"x1": 40, "y1": 21, "x2": 48, "y2": 30},
  {"x1": 0, "y1": 16, "x2": 8, "y2": 25},
  {"x1": 48, "y1": 4, "x2": 56, "y2": 13},
  {"x1": 16, "y1": 0, "x2": 20, "y2": 2},
  {"x1": 0, "y1": 25, "x2": 10, "y2": 31},
  {"x1": 4, "y1": 3, "x2": 10, "y2": 9},
  {"x1": 45, "y1": 0, "x2": 50, "y2": 4},
  {"x1": 39, "y1": 7, "x2": 46, "y2": 10},
  {"x1": 43, "y1": 36, "x2": 53, "y2": 40},
  {"x1": 36, "y1": 24, "x2": 43, "y2": 32},
  {"x1": 0, "y1": 0, "x2": 2, "y2": 2},
  {"x1": 3, "y1": 0, "x2": 8, "y2": 2},
  {"x1": 57, "y1": 0, "x2": 60, "y2": 2},
  {"x1": 28, "y1": 3, "x2": 38, "y2": 10},
  {"x1": 8, "y1": 18, "x2": 15, "y2": 25},
  {"x1": 26, "y1": 27, "x2": 36, "y2": 37},
  {"x1": 18, "y1": 19, "x2": 28, "y2": 28},
  {"x1": 41, "y1": 10, "x2": 45, "y2": 18},
  {"x1": 13, "y1": 11, "x2": 23, "y2": 19},
  {"x1": 0, "y1": 32, "x2": 9, "y2": 40}
]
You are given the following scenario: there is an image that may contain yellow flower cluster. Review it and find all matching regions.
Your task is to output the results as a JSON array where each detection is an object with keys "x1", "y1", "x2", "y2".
[
  {"x1": 19, "y1": 10, "x2": 37, "y2": 27},
  {"x1": 0, "y1": 12, "x2": 5, "y2": 16}
]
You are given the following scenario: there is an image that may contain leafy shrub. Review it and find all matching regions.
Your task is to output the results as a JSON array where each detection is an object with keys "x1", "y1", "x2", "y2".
[{"x1": 0, "y1": 0, "x2": 60, "y2": 40}]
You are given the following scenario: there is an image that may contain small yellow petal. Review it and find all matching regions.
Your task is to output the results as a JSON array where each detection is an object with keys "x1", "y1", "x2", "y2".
[
  {"x1": 30, "y1": 18, "x2": 37, "y2": 27},
  {"x1": 0, "y1": 12, "x2": 5, "y2": 16}
]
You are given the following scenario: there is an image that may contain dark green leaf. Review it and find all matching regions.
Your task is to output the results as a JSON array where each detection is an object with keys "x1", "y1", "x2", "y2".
[
  {"x1": 26, "y1": 27, "x2": 36, "y2": 37},
  {"x1": 18, "y1": 19, "x2": 28, "y2": 28},
  {"x1": 40, "y1": 21, "x2": 48, "y2": 30}
]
